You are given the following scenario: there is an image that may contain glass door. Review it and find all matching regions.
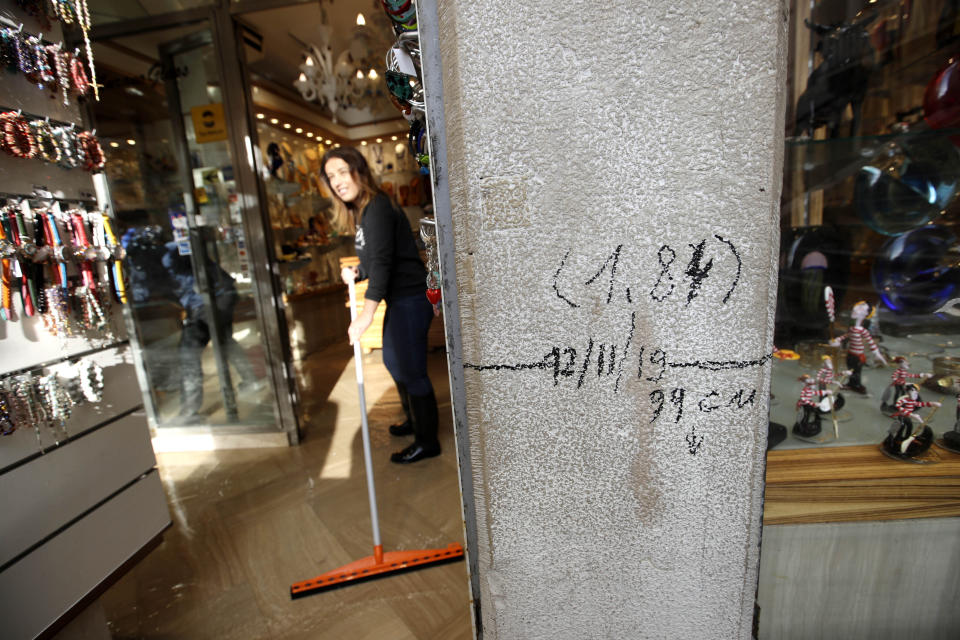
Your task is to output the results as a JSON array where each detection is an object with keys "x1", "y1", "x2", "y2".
[{"x1": 94, "y1": 22, "x2": 278, "y2": 429}]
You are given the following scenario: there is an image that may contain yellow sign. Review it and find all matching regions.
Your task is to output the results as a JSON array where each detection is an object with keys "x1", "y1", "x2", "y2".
[{"x1": 190, "y1": 103, "x2": 227, "y2": 144}]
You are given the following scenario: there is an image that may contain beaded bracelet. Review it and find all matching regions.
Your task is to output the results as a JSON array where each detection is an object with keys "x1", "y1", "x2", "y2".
[
  {"x1": 52, "y1": 125, "x2": 79, "y2": 169},
  {"x1": 54, "y1": 0, "x2": 77, "y2": 25},
  {"x1": 10, "y1": 377, "x2": 45, "y2": 451},
  {"x1": 37, "y1": 372, "x2": 71, "y2": 442},
  {"x1": 69, "y1": 53, "x2": 89, "y2": 97},
  {"x1": 27, "y1": 35, "x2": 54, "y2": 87},
  {"x1": 48, "y1": 44, "x2": 71, "y2": 105},
  {"x1": 77, "y1": 360, "x2": 104, "y2": 403},
  {"x1": 12, "y1": 29, "x2": 37, "y2": 77},
  {"x1": 1, "y1": 112, "x2": 39, "y2": 158},
  {"x1": 0, "y1": 389, "x2": 15, "y2": 435},
  {"x1": 31, "y1": 119, "x2": 62, "y2": 164},
  {"x1": 75, "y1": 285, "x2": 106, "y2": 331},
  {"x1": 76, "y1": 131, "x2": 104, "y2": 171},
  {"x1": 43, "y1": 285, "x2": 71, "y2": 337}
]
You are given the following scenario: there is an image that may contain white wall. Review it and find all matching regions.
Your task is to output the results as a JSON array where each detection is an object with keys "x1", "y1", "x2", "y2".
[
  {"x1": 758, "y1": 518, "x2": 960, "y2": 639},
  {"x1": 435, "y1": 1, "x2": 788, "y2": 637}
]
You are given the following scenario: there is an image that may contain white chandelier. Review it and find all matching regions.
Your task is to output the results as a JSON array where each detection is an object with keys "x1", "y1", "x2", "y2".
[{"x1": 293, "y1": 13, "x2": 384, "y2": 123}]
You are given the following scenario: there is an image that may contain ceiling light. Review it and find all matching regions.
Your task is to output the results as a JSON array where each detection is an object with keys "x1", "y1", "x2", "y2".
[
  {"x1": 361, "y1": 140, "x2": 367, "y2": 146},
  {"x1": 306, "y1": 132, "x2": 313, "y2": 138},
  {"x1": 295, "y1": 127, "x2": 303, "y2": 133},
  {"x1": 109, "y1": 141, "x2": 120, "y2": 148},
  {"x1": 270, "y1": 118, "x2": 278, "y2": 124},
  {"x1": 391, "y1": 135, "x2": 397, "y2": 141},
  {"x1": 325, "y1": 139, "x2": 332, "y2": 145},
  {"x1": 295, "y1": 12, "x2": 380, "y2": 120},
  {"x1": 376, "y1": 138, "x2": 382, "y2": 143},
  {"x1": 283, "y1": 123, "x2": 291, "y2": 129},
  {"x1": 256, "y1": 113, "x2": 265, "y2": 119},
  {"x1": 334, "y1": 143, "x2": 340, "y2": 148},
  {"x1": 126, "y1": 139, "x2": 136, "y2": 146}
]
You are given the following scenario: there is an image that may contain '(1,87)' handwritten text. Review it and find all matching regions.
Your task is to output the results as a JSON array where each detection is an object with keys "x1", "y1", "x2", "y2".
[{"x1": 554, "y1": 236, "x2": 742, "y2": 310}]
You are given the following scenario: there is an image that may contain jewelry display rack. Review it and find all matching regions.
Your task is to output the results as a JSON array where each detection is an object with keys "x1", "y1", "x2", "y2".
[{"x1": 0, "y1": 4, "x2": 170, "y2": 638}]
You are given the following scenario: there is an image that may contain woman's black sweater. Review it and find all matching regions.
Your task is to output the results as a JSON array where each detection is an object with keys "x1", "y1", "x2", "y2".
[{"x1": 355, "y1": 193, "x2": 426, "y2": 304}]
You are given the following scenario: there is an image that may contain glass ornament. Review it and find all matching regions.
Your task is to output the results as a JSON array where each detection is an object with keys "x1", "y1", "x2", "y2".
[
  {"x1": 854, "y1": 136, "x2": 960, "y2": 236},
  {"x1": 871, "y1": 225, "x2": 960, "y2": 314},
  {"x1": 924, "y1": 57, "x2": 960, "y2": 133}
]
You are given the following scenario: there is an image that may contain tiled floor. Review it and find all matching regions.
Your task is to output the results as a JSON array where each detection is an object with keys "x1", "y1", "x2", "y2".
[{"x1": 99, "y1": 344, "x2": 474, "y2": 639}]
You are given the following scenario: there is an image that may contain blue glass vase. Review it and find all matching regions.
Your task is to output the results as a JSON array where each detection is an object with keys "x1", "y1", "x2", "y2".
[
  {"x1": 872, "y1": 225, "x2": 960, "y2": 313},
  {"x1": 854, "y1": 136, "x2": 960, "y2": 236}
]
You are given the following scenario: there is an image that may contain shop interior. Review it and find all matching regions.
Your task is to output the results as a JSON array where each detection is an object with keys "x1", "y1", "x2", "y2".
[
  {"x1": 89, "y1": 3, "x2": 435, "y2": 435},
  {"x1": 89, "y1": 1, "x2": 467, "y2": 635},
  {"x1": 0, "y1": 0, "x2": 468, "y2": 638}
]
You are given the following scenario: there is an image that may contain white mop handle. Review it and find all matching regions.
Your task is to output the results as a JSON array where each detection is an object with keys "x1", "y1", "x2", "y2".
[
  {"x1": 348, "y1": 278, "x2": 382, "y2": 547},
  {"x1": 348, "y1": 280, "x2": 364, "y2": 384}
]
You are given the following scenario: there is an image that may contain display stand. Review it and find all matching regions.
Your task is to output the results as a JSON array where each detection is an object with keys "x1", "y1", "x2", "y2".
[{"x1": 0, "y1": 4, "x2": 170, "y2": 638}]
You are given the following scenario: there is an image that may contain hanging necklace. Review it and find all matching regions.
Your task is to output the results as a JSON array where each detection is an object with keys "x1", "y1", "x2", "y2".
[
  {"x1": 11, "y1": 376, "x2": 46, "y2": 452},
  {"x1": 0, "y1": 389, "x2": 15, "y2": 435}
]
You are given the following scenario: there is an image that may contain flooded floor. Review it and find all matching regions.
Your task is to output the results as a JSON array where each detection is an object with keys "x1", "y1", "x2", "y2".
[{"x1": 98, "y1": 344, "x2": 473, "y2": 639}]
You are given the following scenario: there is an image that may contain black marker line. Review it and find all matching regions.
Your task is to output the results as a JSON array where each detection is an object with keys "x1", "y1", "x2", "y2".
[
  {"x1": 684, "y1": 239, "x2": 714, "y2": 306},
  {"x1": 614, "y1": 311, "x2": 637, "y2": 394},
  {"x1": 668, "y1": 352, "x2": 774, "y2": 371},
  {"x1": 584, "y1": 244, "x2": 622, "y2": 304},
  {"x1": 560, "y1": 347, "x2": 577, "y2": 378},
  {"x1": 728, "y1": 388, "x2": 757, "y2": 409},
  {"x1": 597, "y1": 344, "x2": 605, "y2": 377},
  {"x1": 553, "y1": 249, "x2": 580, "y2": 308},
  {"x1": 577, "y1": 337, "x2": 594, "y2": 389},
  {"x1": 548, "y1": 346, "x2": 562, "y2": 386},
  {"x1": 698, "y1": 390, "x2": 721, "y2": 413},
  {"x1": 671, "y1": 387, "x2": 686, "y2": 423},
  {"x1": 715, "y1": 234, "x2": 741, "y2": 304},
  {"x1": 464, "y1": 356, "x2": 552, "y2": 372},
  {"x1": 686, "y1": 426, "x2": 703, "y2": 455}
]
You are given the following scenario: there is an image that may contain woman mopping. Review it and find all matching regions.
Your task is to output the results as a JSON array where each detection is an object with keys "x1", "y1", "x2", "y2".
[{"x1": 322, "y1": 147, "x2": 440, "y2": 464}]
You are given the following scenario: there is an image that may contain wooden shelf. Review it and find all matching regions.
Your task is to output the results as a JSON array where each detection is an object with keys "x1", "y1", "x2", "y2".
[{"x1": 763, "y1": 444, "x2": 960, "y2": 525}]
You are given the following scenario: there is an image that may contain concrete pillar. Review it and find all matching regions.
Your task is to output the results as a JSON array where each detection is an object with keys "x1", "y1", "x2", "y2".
[{"x1": 430, "y1": 1, "x2": 787, "y2": 637}]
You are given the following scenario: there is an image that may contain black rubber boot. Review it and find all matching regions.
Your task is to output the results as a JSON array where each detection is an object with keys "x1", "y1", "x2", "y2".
[
  {"x1": 391, "y1": 390, "x2": 440, "y2": 464},
  {"x1": 388, "y1": 382, "x2": 414, "y2": 436}
]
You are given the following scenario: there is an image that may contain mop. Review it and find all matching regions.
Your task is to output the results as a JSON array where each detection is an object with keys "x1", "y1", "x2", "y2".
[{"x1": 290, "y1": 280, "x2": 464, "y2": 598}]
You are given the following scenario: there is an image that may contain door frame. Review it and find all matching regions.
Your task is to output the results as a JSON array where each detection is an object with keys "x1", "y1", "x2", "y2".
[{"x1": 89, "y1": 4, "x2": 301, "y2": 443}]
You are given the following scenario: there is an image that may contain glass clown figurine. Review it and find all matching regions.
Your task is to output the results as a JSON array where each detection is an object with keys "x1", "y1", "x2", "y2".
[
  {"x1": 880, "y1": 356, "x2": 932, "y2": 414},
  {"x1": 794, "y1": 374, "x2": 832, "y2": 438},
  {"x1": 882, "y1": 384, "x2": 940, "y2": 459},
  {"x1": 830, "y1": 300, "x2": 887, "y2": 394},
  {"x1": 815, "y1": 354, "x2": 848, "y2": 414}
]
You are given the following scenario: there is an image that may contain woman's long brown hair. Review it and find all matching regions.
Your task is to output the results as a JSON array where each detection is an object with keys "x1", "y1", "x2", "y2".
[{"x1": 320, "y1": 146, "x2": 385, "y2": 229}]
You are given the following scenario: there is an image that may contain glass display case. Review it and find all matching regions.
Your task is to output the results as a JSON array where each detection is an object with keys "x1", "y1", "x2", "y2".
[{"x1": 772, "y1": 0, "x2": 960, "y2": 461}]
